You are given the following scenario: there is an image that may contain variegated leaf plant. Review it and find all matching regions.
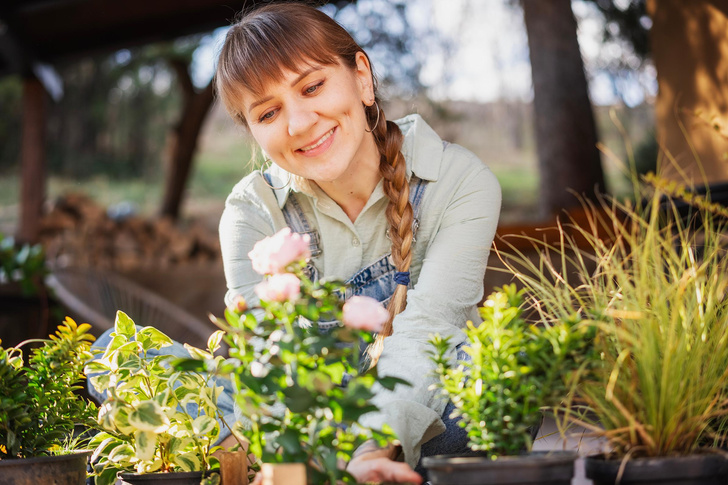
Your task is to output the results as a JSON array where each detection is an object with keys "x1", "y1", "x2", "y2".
[{"x1": 85, "y1": 311, "x2": 229, "y2": 485}]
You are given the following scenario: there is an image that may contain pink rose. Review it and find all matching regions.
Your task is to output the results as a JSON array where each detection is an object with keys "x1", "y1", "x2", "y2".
[
  {"x1": 255, "y1": 273, "x2": 301, "y2": 302},
  {"x1": 248, "y1": 228, "x2": 311, "y2": 275},
  {"x1": 342, "y1": 296, "x2": 390, "y2": 332}
]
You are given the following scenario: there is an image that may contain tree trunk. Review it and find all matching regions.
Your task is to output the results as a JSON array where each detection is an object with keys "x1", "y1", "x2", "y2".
[
  {"x1": 160, "y1": 59, "x2": 215, "y2": 220},
  {"x1": 17, "y1": 77, "x2": 47, "y2": 244},
  {"x1": 647, "y1": 0, "x2": 728, "y2": 185},
  {"x1": 522, "y1": 0, "x2": 605, "y2": 218}
]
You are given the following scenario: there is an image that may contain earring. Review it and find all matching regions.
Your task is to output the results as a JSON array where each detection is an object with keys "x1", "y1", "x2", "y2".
[
  {"x1": 260, "y1": 159, "x2": 292, "y2": 190},
  {"x1": 365, "y1": 100, "x2": 380, "y2": 133}
]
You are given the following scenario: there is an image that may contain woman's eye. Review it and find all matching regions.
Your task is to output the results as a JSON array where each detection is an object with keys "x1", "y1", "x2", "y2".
[
  {"x1": 258, "y1": 110, "x2": 276, "y2": 123},
  {"x1": 305, "y1": 81, "x2": 324, "y2": 95}
]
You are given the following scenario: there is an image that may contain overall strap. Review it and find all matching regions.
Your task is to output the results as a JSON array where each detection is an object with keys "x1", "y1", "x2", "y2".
[
  {"x1": 409, "y1": 176, "x2": 428, "y2": 241},
  {"x1": 264, "y1": 171, "x2": 322, "y2": 257}
]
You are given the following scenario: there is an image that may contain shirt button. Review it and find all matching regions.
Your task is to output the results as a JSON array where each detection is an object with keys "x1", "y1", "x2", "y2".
[{"x1": 352, "y1": 238, "x2": 360, "y2": 247}]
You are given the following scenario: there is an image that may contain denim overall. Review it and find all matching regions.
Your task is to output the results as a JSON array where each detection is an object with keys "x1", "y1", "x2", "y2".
[{"x1": 275, "y1": 174, "x2": 473, "y2": 477}]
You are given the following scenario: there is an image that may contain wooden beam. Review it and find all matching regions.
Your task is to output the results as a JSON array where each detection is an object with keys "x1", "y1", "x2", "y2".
[{"x1": 17, "y1": 77, "x2": 47, "y2": 244}]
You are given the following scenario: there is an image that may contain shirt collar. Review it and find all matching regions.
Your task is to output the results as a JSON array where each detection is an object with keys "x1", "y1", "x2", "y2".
[
  {"x1": 397, "y1": 113, "x2": 443, "y2": 183},
  {"x1": 270, "y1": 113, "x2": 443, "y2": 209}
]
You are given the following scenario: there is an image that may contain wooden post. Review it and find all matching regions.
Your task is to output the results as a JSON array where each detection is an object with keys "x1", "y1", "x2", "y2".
[
  {"x1": 17, "y1": 77, "x2": 47, "y2": 244},
  {"x1": 219, "y1": 450, "x2": 251, "y2": 485}
]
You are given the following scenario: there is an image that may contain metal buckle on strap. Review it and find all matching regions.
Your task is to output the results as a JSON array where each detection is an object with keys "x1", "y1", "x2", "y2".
[{"x1": 305, "y1": 230, "x2": 322, "y2": 257}]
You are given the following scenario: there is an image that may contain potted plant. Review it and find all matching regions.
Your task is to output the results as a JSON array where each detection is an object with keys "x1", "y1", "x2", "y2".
[
  {"x1": 183, "y1": 228, "x2": 406, "y2": 485},
  {"x1": 420, "y1": 284, "x2": 595, "y2": 485},
  {"x1": 500, "y1": 174, "x2": 728, "y2": 484},
  {"x1": 0, "y1": 317, "x2": 97, "y2": 485},
  {"x1": 0, "y1": 233, "x2": 51, "y2": 346},
  {"x1": 85, "y1": 311, "x2": 232, "y2": 485}
]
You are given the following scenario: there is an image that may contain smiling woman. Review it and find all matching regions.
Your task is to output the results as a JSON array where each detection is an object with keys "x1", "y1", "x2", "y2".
[
  {"x1": 85, "y1": 3, "x2": 500, "y2": 484},
  {"x1": 212, "y1": 3, "x2": 502, "y2": 483}
]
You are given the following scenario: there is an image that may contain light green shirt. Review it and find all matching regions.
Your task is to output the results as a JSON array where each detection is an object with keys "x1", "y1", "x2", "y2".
[{"x1": 219, "y1": 114, "x2": 502, "y2": 466}]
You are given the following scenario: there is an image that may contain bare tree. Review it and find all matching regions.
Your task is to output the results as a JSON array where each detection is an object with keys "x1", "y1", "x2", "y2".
[
  {"x1": 160, "y1": 59, "x2": 215, "y2": 220},
  {"x1": 522, "y1": 0, "x2": 605, "y2": 217}
]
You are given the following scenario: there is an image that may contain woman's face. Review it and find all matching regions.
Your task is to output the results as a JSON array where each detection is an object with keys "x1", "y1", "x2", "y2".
[{"x1": 240, "y1": 52, "x2": 379, "y2": 185}]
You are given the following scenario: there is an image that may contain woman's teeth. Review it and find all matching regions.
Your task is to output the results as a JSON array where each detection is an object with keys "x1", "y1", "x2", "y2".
[{"x1": 301, "y1": 129, "x2": 334, "y2": 152}]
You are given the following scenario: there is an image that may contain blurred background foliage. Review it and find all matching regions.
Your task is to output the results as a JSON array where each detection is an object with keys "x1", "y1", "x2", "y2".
[{"x1": 0, "y1": 0, "x2": 658, "y2": 228}]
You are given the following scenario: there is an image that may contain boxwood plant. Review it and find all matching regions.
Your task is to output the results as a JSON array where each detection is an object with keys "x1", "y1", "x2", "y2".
[
  {"x1": 429, "y1": 284, "x2": 596, "y2": 458},
  {"x1": 0, "y1": 318, "x2": 97, "y2": 459}
]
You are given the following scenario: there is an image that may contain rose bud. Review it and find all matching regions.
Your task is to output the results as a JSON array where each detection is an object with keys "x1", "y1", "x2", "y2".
[
  {"x1": 248, "y1": 227, "x2": 311, "y2": 275},
  {"x1": 342, "y1": 296, "x2": 389, "y2": 332}
]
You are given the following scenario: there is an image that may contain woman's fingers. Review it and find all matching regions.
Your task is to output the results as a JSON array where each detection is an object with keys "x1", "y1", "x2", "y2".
[{"x1": 347, "y1": 456, "x2": 423, "y2": 484}]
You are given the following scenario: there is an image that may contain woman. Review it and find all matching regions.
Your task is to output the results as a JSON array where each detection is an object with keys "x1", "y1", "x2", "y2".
[{"x1": 216, "y1": 3, "x2": 501, "y2": 483}]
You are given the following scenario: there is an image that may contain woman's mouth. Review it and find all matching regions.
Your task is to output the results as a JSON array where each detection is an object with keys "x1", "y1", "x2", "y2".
[{"x1": 298, "y1": 128, "x2": 336, "y2": 156}]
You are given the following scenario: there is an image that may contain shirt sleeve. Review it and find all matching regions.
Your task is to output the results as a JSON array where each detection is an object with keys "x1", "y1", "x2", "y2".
[
  {"x1": 218, "y1": 175, "x2": 281, "y2": 308},
  {"x1": 360, "y1": 151, "x2": 502, "y2": 467}
]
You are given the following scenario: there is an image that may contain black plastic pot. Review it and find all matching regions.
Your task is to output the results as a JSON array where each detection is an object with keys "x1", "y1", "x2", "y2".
[
  {"x1": 0, "y1": 450, "x2": 90, "y2": 485},
  {"x1": 118, "y1": 470, "x2": 218, "y2": 485},
  {"x1": 585, "y1": 453, "x2": 728, "y2": 485},
  {"x1": 421, "y1": 451, "x2": 577, "y2": 485}
]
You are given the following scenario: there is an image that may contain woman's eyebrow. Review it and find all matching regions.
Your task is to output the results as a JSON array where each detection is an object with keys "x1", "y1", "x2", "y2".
[
  {"x1": 247, "y1": 67, "x2": 324, "y2": 115},
  {"x1": 290, "y1": 67, "x2": 323, "y2": 87}
]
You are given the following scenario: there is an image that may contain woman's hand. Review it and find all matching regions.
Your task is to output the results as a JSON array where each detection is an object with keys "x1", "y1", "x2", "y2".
[{"x1": 346, "y1": 441, "x2": 423, "y2": 484}]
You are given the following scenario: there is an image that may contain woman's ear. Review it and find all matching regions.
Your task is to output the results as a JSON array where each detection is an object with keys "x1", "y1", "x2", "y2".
[{"x1": 354, "y1": 51, "x2": 375, "y2": 105}]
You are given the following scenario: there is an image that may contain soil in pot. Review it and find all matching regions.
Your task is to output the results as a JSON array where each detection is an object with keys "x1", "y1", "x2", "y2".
[
  {"x1": 118, "y1": 470, "x2": 219, "y2": 485},
  {"x1": 0, "y1": 450, "x2": 91, "y2": 485},
  {"x1": 421, "y1": 450, "x2": 577, "y2": 485},
  {"x1": 585, "y1": 453, "x2": 728, "y2": 485}
]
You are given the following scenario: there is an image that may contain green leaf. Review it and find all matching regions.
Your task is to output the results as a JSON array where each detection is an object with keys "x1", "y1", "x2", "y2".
[
  {"x1": 115, "y1": 311, "x2": 137, "y2": 338},
  {"x1": 171, "y1": 357, "x2": 208, "y2": 373},
  {"x1": 128, "y1": 401, "x2": 170, "y2": 433},
  {"x1": 184, "y1": 343, "x2": 213, "y2": 361},
  {"x1": 117, "y1": 352, "x2": 144, "y2": 373},
  {"x1": 192, "y1": 415, "x2": 218, "y2": 437},
  {"x1": 84, "y1": 360, "x2": 110, "y2": 374},
  {"x1": 276, "y1": 428, "x2": 303, "y2": 455},
  {"x1": 282, "y1": 384, "x2": 317, "y2": 413},
  {"x1": 95, "y1": 467, "x2": 121, "y2": 485},
  {"x1": 108, "y1": 443, "x2": 135, "y2": 464},
  {"x1": 377, "y1": 376, "x2": 411, "y2": 391},
  {"x1": 91, "y1": 435, "x2": 120, "y2": 463},
  {"x1": 138, "y1": 326, "x2": 174, "y2": 350},
  {"x1": 208, "y1": 330, "x2": 225, "y2": 354},
  {"x1": 174, "y1": 451, "x2": 201, "y2": 472},
  {"x1": 134, "y1": 430, "x2": 157, "y2": 461}
]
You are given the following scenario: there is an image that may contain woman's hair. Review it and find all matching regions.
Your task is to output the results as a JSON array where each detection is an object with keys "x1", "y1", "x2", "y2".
[{"x1": 216, "y1": 3, "x2": 414, "y2": 367}]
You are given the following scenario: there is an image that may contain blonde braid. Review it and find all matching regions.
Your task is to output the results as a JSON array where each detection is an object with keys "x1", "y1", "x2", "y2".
[{"x1": 366, "y1": 101, "x2": 415, "y2": 368}]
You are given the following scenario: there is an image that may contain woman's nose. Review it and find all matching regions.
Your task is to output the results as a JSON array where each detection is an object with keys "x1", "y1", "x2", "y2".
[{"x1": 287, "y1": 105, "x2": 318, "y2": 137}]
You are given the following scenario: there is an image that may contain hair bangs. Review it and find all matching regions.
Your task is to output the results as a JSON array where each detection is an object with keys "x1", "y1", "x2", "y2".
[{"x1": 216, "y1": 3, "x2": 359, "y2": 124}]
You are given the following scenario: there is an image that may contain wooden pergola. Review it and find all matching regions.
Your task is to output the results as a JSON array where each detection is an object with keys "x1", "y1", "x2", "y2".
[{"x1": 0, "y1": 0, "x2": 348, "y2": 243}]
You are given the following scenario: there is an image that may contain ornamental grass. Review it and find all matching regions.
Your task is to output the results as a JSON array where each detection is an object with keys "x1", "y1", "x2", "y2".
[{"x1": 499, "y1": 174, "x2": 728, "y2": 458}]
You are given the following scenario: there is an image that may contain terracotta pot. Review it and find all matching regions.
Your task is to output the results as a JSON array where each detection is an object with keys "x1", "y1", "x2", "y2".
[
  {"x1": 585, "y1": 453, "x2": 728, "y2": 485},
  {"x1": 421, "y1": 451, "x2": 577, "y2": 485},
  {"x1": 0, "y1": 450, "x2": 90, "y2": 485}
]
